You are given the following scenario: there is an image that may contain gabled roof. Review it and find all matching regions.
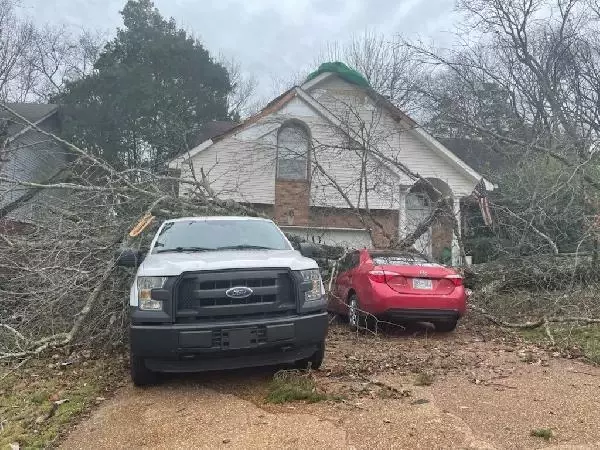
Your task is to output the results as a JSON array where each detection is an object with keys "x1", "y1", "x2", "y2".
[
  {"x1": 1, "y1": 103, "x2": 59, "y2": 138},
  {"x1": 437, "y1": 137, "x2": 509, "y2": 180},
  {"x1": 187, "y1": 120, "x2": 238, "y2": 149},
  {"x1": 168, "y1": 72, "x2": 493, "y2": 190},
  {"x1": 169, "y1": 89, "x2": 297, "y2": 166}
]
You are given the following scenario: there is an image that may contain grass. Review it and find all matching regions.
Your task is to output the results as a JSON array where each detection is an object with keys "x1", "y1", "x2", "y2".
[
  {"x1": 530, "y1": 428, "x2": 553, "y2": 440},
  {"x1": 521, "y1": 324, "x2": 600, "y2": 364},
  {"x1": 0, "y1": 352, "x2": 126, "y2": 449},
  {"x1": 414, "y1": 372, "x2": 435, "y2": 386},
  {"x1": 265, "y1": 370, "x2": 329, "y2": 404}
]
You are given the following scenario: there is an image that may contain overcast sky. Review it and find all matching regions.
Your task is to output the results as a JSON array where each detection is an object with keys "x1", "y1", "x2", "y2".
[{"x1": 18, "y1": 0, "x2": 458, "y2": 99}]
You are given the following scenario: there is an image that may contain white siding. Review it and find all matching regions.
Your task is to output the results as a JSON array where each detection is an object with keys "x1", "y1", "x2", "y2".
[
  {"x1": 179, "y1": 125, "x2": 278, "y2": 204},
  {"x1": 182, "y1": 76, "x2": 480, "y2": 209},
  {"x1": 0, "y1": 117, "x2": 68, "y2": 221},
  {"x1": 310, "y1": 76, "x2": 478, "y2": 197}
]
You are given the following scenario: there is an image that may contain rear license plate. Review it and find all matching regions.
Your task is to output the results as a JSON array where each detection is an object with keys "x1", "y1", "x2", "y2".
[
  {"x1": 227, "y1": 328, "x2": 253, "y2": 349},
  {"x1": 413, "y1": 278, "x2": 433, "y2": 290}
]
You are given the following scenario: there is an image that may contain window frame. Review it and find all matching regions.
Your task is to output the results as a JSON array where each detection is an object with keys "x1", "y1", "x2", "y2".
[{"x1": 276, "y1": 121, "x2": 310, "y2": 181}]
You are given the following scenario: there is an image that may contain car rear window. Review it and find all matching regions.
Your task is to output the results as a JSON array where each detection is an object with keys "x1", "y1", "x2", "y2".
[{"x1": 371, "y1": 254, "x2": 438, "y2": 266}]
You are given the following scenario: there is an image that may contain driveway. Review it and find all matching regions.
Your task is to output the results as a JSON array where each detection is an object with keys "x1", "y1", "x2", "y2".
[{"x1": 61, "y1": 323, "x2": 600, "y2": 449}]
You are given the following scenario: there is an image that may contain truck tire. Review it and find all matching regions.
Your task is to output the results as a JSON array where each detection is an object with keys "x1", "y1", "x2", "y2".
[
  {"x1": 130, "y1": 353, "x2": 157, "y2": 387},
  {"x1": 433, "y1": 319, "x2": 458, "y2": 333},
  {"x1": 295, "y1": 341, "x2": 325, "y2": 370}
]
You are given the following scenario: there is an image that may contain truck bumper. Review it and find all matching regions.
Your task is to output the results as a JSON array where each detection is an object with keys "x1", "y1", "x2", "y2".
[{"x1": 130, "y1": 312, "x2": 328, "y2": 373}]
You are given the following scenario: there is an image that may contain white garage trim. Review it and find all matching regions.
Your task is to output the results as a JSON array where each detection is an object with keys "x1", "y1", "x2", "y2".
[{"x1": 281, "y1": 226, "x2": 373, "y2": 249}]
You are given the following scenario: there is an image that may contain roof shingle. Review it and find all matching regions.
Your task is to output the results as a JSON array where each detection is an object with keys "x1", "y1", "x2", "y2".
[{"x1": 1, "y1": 103, "x2": 59, "y2": 137}]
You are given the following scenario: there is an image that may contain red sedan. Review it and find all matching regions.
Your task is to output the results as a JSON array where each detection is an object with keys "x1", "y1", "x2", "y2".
[{"x1": 329, "y1": 249, "x2": 467, "y2": 332}]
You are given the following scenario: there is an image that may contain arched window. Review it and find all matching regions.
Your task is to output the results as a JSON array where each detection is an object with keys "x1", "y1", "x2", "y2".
[{"x1": 277, "y1": 123, "x2": 309, "y2": 180}]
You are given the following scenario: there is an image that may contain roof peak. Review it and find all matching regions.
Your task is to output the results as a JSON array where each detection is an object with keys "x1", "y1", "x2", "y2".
[{"x1": 305, "y1": 62, "x2": 370, "y2": 88}]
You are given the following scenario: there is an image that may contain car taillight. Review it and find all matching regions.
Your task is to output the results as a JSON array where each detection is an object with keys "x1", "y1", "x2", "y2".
[
  {"x1": 386, "y1": 273, "x2": 409, "y2": 289},
  {"x1": 368, "y1": 270, "x2": 400, "y2": 283},
  {"x1": 368, "y1": 270, "x2": 408, "y2": 288},
  {"x1": 445, "y1": 274, "x2": 463, "y2": 286}
]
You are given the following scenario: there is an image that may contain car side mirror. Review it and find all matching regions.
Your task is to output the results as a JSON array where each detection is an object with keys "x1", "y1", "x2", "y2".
[
  {"x1": 116, "y1": 248, "x2": 145, "y2": 267},
  {"x1": 299, "y1": 242, "x2": 319, "y2": 258}
]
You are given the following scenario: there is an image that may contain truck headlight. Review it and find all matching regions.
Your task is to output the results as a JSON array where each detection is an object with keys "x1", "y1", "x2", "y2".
[
  {"x1": 137, "y1": 276, "x2": 169, "y2": 311},
  {"x1": 300, "y1": 269, "x2": 325, "y2": 302}
]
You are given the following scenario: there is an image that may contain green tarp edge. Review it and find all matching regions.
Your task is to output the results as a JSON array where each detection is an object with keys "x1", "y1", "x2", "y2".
[{"x1": 306, "y1": 62, "x2": 370, "y2": 88}]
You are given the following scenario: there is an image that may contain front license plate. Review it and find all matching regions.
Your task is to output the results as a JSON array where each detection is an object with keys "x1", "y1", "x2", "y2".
[
  {"x1": 413, "y1": 278, "x2": 433, "y2": 290},
  {"x1": 227, "y1": 328, "x2": 253, "y2": 349}
]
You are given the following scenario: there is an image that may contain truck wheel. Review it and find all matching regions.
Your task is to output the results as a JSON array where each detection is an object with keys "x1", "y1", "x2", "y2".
[
  {"x1": 130, "y1": 353, "x2": 157, "y2": 387},
  {"x1": 295, "y1": 341, "x2": 325, "y2": 370},
  {"x1": 433, "y1": 319, "x2": 458, "y2": 333}
]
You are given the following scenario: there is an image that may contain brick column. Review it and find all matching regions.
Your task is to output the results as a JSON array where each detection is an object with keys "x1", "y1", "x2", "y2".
[{"x1": 274, "y1": 180, "x2": 310, "y2": 226}]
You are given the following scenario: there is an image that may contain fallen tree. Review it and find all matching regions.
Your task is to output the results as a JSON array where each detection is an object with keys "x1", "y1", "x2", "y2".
[{"x1": 0, "y1": 103, "x2": 264, "y2": 360}]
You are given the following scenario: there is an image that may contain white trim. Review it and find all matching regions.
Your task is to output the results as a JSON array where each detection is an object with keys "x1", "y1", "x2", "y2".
[
  {"x1": 300, "y1": 72, "x2": 335, "y2": 91},
  {"x1": 168, "y1": 122, "x2": 284, "y2": 169},
  {"x1": 297, "y1": 85, "x2": 493, "y2": 192},
  {"x1": 398, "y1": 186, "x2": 408, "y2": 239},
  {"x1": 169, "y1": 76, "x2": 494, "y2": 193},
  {"x1": 301, "y1": 72, "x2": 492, "y2": 190},
  {"x1": 412, "y1": 127, "x2": 495, "y2": 191},
  {"x1": 451, "y1": 197, "x2": 461, "y2": 267},
  {"x1": 168, "y1": 139, "x2": 214, "y2": 168},
  {"x1": 295, "y1": 88, "x2": 438, "y2": 182}
]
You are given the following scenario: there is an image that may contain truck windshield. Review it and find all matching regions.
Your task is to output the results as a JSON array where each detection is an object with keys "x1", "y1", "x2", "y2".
[{"x1": 152, "y1": 219, "x2": 292, "y2": 254}]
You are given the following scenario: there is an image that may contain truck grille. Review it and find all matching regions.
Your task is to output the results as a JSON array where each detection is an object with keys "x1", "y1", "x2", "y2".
[{"x1": 176, "y1": 269, "x2": 295, "y2": 320}]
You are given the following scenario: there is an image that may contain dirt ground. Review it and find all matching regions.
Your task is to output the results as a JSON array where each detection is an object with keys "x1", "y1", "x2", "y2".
[{"x1": 61, "y1": 320, "x2": 600, "y2": 449}]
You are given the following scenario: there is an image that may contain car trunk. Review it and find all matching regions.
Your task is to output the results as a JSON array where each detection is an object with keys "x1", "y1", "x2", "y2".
[{"x1": 373, "y1": 264, "x2": 461, "y2": 295}]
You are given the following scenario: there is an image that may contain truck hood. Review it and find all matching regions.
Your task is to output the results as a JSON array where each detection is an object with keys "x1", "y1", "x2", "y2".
[{"x1": 137, "y1": 249, "x2": 318, "y2": 277}]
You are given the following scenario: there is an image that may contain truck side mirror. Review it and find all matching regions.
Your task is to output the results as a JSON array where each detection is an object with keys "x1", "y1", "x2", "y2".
[{"x1": 116, "y1": 248, "x2": 145, "y2": 267}]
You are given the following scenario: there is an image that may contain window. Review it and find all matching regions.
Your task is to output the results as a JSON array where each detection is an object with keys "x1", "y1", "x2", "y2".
[
  {"x1": 369, "y1": 251, "x2": 439, "y2": 267},
  {"x1": 277, "y1": 123, "x2": 309, "y2": 180}
]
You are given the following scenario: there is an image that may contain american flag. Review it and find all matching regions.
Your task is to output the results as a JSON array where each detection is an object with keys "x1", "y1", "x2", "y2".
[{"x1": 473, "y1": 178, "x2": 493, "y2": 227}]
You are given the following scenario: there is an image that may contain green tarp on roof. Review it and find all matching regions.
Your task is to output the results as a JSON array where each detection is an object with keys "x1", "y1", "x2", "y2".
[{"x1": 306, "y1": 62, "x2": 370, "y2": 88}]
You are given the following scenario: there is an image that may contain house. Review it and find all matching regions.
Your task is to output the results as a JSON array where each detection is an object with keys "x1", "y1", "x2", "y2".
[
  {"x1": 0, "y1": 103, "x2": 66, "y2": 231},
  {"x1": 169, "y1": 63, "x2": 493, "y2": 266}
]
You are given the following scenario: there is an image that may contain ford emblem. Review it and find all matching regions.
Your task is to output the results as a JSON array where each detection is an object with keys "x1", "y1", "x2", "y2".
[{"x1": 226, "y1": 286, "x2": 253, "y2": 299}]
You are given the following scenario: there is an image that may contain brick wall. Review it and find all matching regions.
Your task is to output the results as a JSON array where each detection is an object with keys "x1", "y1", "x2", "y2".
[
  {"x1": 309, "y1": 206, "x2": 398, "y2": 248},
  {"x1": 265, "y1": 180, "x2": 455, "y2": 253},
  {"x1": 274, "y1": 180, "x2": 310, "y2": 226},
  {"x1": 269, "y1": 179, "x2": 399, "y2": 248}
]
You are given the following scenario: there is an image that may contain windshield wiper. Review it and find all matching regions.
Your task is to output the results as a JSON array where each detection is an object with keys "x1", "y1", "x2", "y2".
[
  {"x1": 156, "y1": 246, "x2": 212, "y2": 253},
  {"x1": 215, "y1": 245, "x2": 277, "y2": 251}
]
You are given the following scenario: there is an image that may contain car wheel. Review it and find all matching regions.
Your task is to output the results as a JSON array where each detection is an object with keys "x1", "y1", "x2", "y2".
[
  {"x1": 130, "y1": 352, "x2": 158, "y2": 387},
  {"x1": 348, "y1": 293, "x2": 362, "y2": 331},
  {"x1": 295, "y1": 341, "x2": 325, "y2": 370},
  {"x1": 433, "y1": 319, "x2": 458, "y2": 333}
]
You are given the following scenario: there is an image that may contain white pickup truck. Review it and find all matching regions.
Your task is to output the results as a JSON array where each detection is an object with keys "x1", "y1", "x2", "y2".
[{"x1": 117, "y1": 216, "x2": 328, "y2": 386}]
